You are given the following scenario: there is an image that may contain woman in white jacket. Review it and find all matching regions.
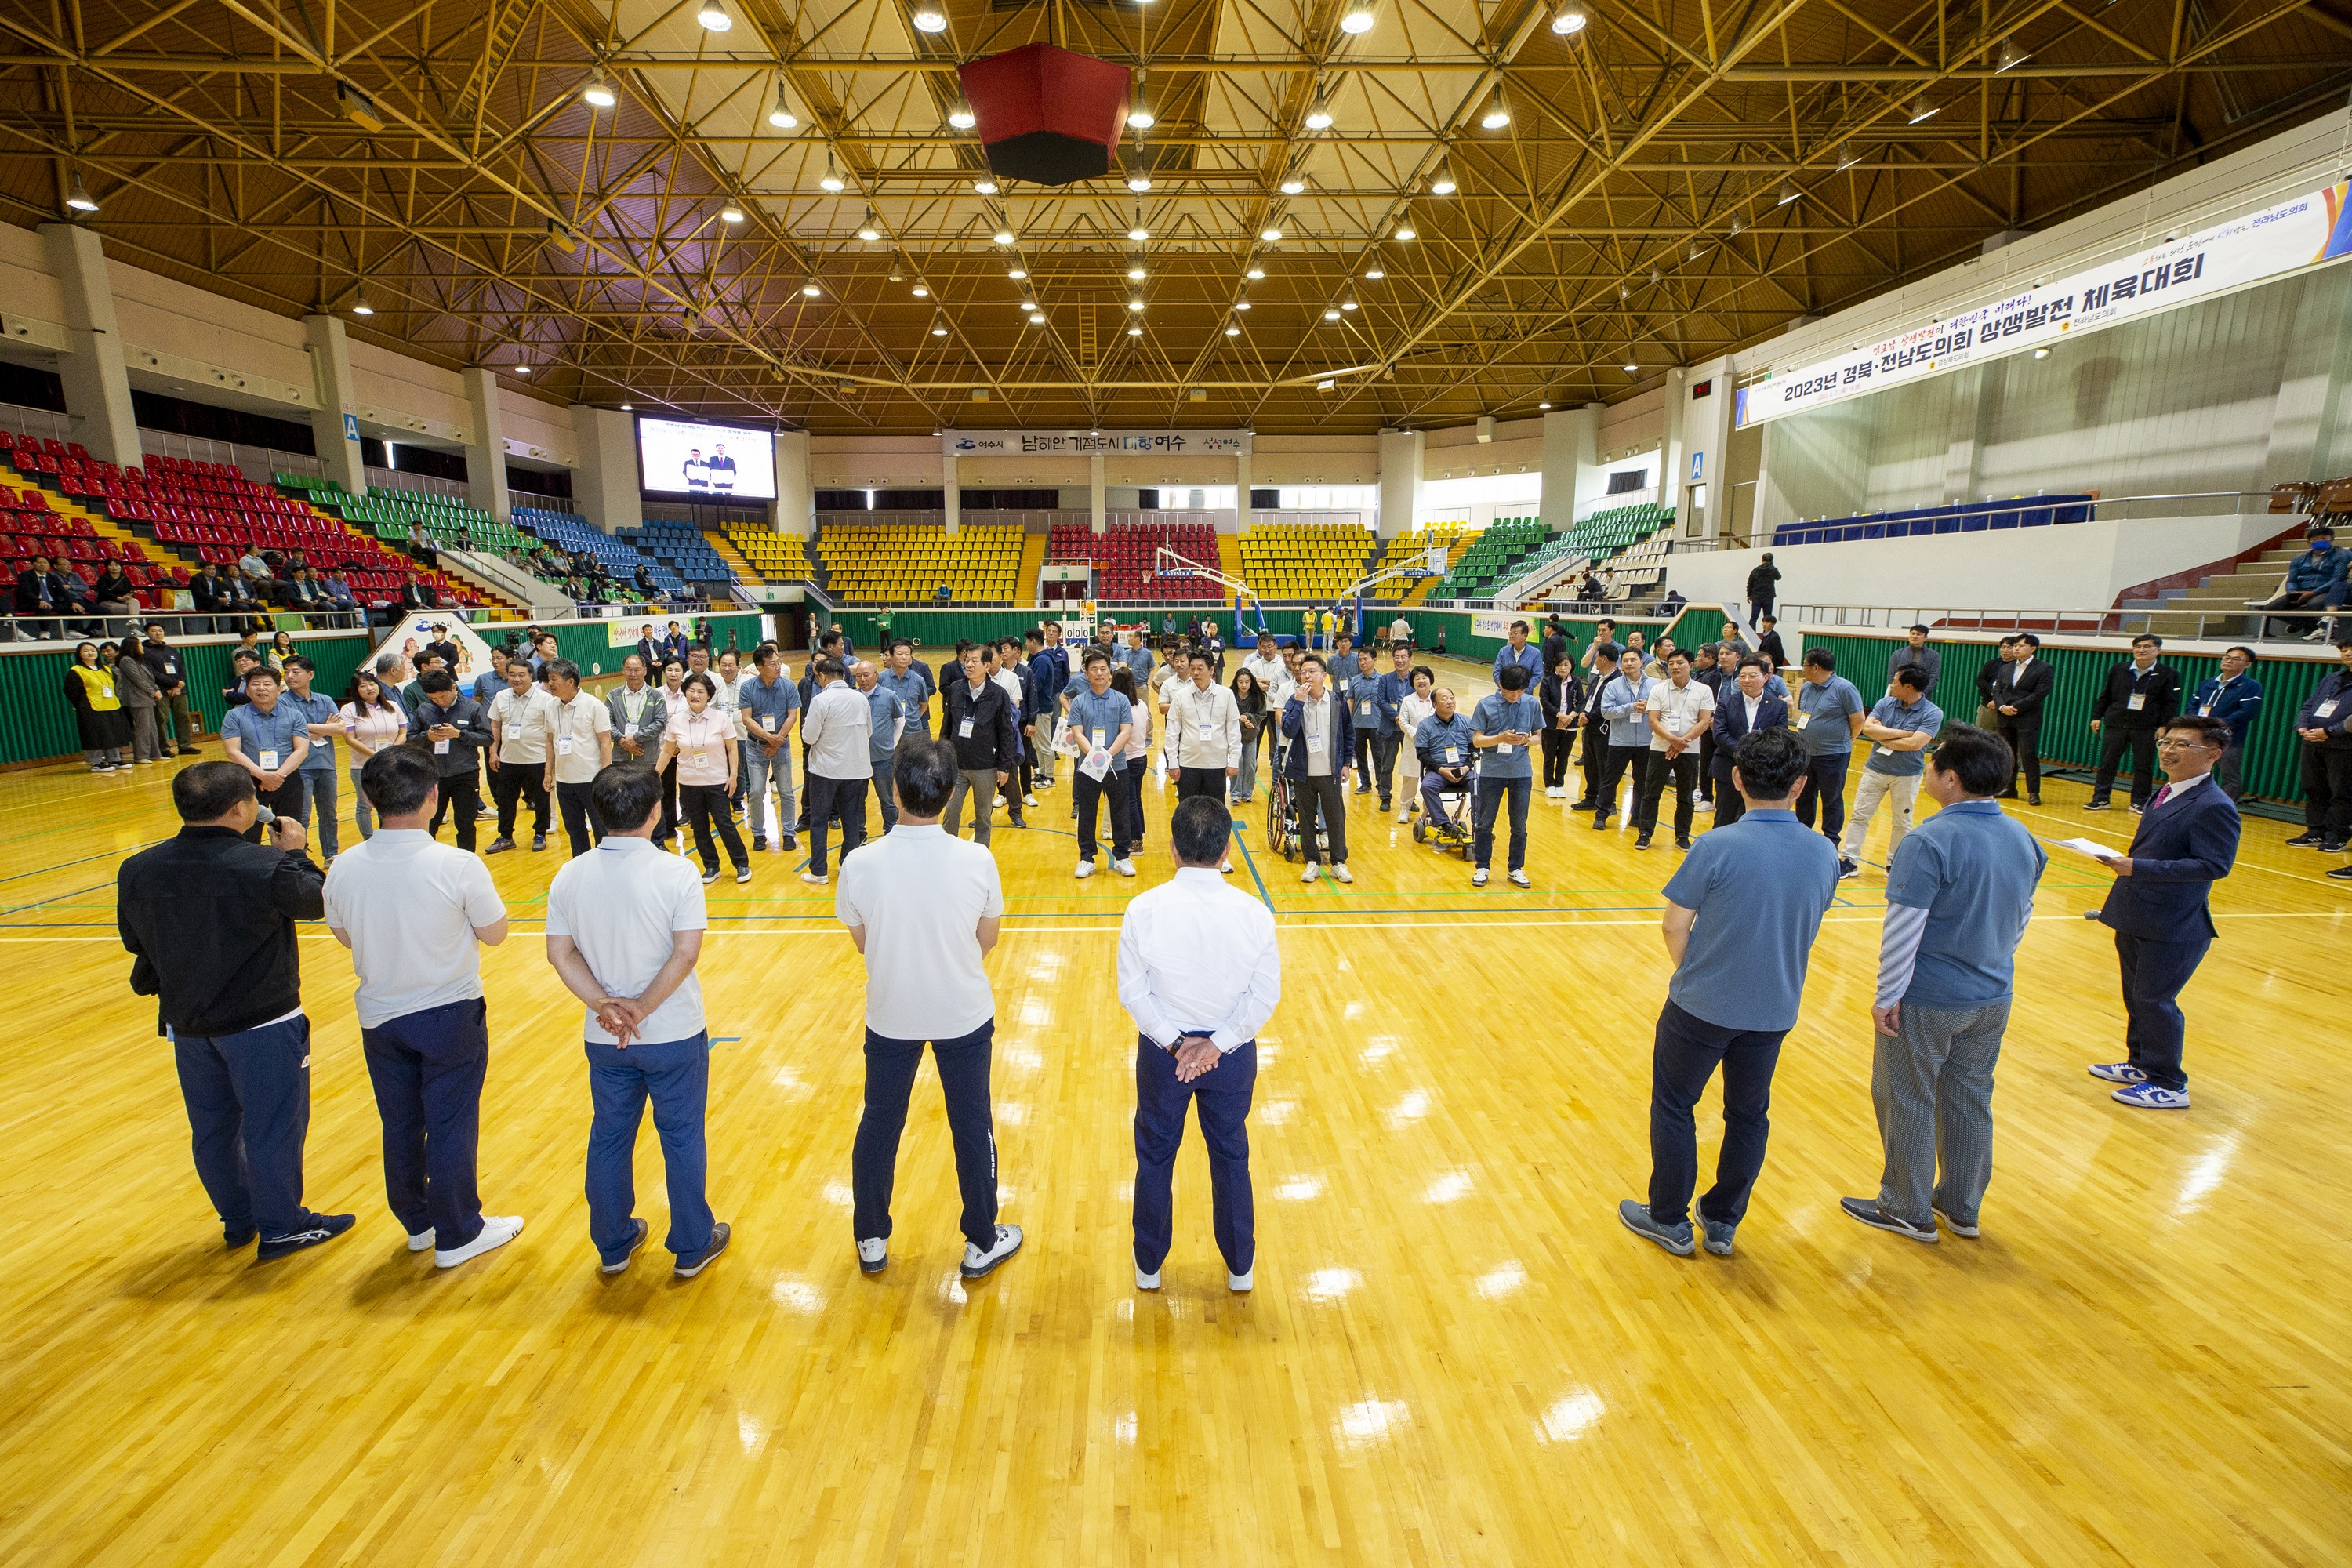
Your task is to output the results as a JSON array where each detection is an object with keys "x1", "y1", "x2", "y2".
[{"x1": 1393, "y1": 664, "x2": 1437, "y2": 822}]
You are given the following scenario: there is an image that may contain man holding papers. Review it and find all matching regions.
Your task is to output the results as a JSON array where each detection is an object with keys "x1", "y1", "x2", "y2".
[{"x1": 2068, "y1": 715, "x2": 2239, "y2": 1110}]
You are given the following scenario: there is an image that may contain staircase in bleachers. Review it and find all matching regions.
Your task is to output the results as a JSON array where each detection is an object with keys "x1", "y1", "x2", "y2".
[
  {"x1": 280, "y1": 473, "x2": 533, "y2": 557},
  {"x1": 1771, "y1": 495, "x2": 2092, "y2": 546},
  {"x1": 717, "y1": 521, "x2": 817, "y2": 585},
  {"x1": 1047, "y1": 520, "x2": 1221, "y2": 601},
  {"x1": 1494, "y1": 502, "x2": 1676, "y2": 598}
]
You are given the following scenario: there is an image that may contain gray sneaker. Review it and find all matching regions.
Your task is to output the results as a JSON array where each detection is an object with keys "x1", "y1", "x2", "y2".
[
  {"x1": 1930, "y1": 1201, "x2": 1980, "y2": 1239},
  {"x1": 1617, "y1": 1199, "x2": 1695, "y2": 1256},
  {"x1": 1839, "y1": 1196, "x2": 1938, "y2": 1243},
  {"x1": 1698, "y1": 1214, "x2": 1737, "y2": 1256}
]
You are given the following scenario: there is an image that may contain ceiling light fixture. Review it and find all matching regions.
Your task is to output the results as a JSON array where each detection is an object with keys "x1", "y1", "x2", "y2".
[
  {"x1": 1127, "y1": 265, "x2": 1147, "y2": 280},
  {"x1": 1431, "y1": 165, "x2": 1456, "y2": 195},
  {"x1": 1393, "y1": 225, "x2": 1416, "y2": 241},
  {"x1": 1128, "y1": 298, "x2": 1145, "y2": 311},
  {"x1": 1836, "y1": 140, "x2": 1861, "y2": 170},
  {"x1": 1028, "y1": 313, "x2": 1046, "y2": 325},
  {"x1": 720, "y1": 201, "x2": 746, "y2": 223},
  {"x1": 1317, "y1": 379, "x2": 1336, "y2": 391},
  {"x1": 1129, "y1": 224, "x2": 1149, "y2": 242},
  {"x1": 1538, "y1": 400, "x2": 1552, "y2": 408},
  {"x1": 819, "y1": 154, "x2": 845, "y2": 192},
  {"x1": 948, "y1": 100, "x2": 976, "y2": 129},
  {"x1": 1649, "y1": 265, "x2": 1661, "y2": 285},
  {"x1": 912, "y1": 284, "x2": 930, "y2": 297},
  {"x1": 1234, "y1": 298, "x2": 1251, "y2": 310},
  {"x1": 1777, "y1": 183, "x2": 1799, "y2": 205},
  {"x1": 1324, "y1": 307, "x2": 1341, "y2": 321},
  {"x1": 1340, "y1": 0, "x2": 1376, "y2": 33},
  {"x1": 911, "y1": 4, "x2": 947, "y2": 34},
  {"x1": 994, "y1": 227, "x2": 1016, "y2": 245},
  {"x1": 64, "y1": 175, "x2": 99, "y2": 213},
  {"x1": 1225, "y1": 324, "x2": 1242, "y2": 336},
  {"x1": 974, "y1": 179, "x2": 998, "y2": 195},
  {"x1": 350, "y1": 291, "x2": 373, "y2": 317},
  {"x1": 695, "y1": 0, "x2": 731, "y2": 31},
  {"x1": 768, "y1": 82, "x2": 797, "y2": 128},
  {"x1": 1622, "y1": 358, "x2": 1639, "y2": 372},
  {"x1": 1305, "y1": 96, "x2": 1334, "y2": 131},
  {"x1": 1480, "y1": 92, "x2": 1511, "y2": 129},
  {"x1": 1260, "y1": 226, "x2": 1283, "y2": 242},
  {"x1": 1007, "y1": 267, "x2": 1026, "y2": 279},
  {"x1": 1128, "y1": 325, "x2": 1143, "y2": 336},
  {"x1": 1127, "y1": 170, "x2": 1152, "y2": 192},
  {"x1": 1995, "y1": 39, "x2": 2029, "y2": 71},
  {"x1": 1908, "y1": 96, "x2": 1940, "y2": 123},
  {"x1": 858, "y1": 213, "x2": 881, "y2": 242},
  {"x1": 1686, "y1": 238, "x2": 1701, "y2": 260},
  {"x1": 1364, "y1": 267, "x2": 1385, "y2": 281},
  {"x1": 620, "y1": 402, "x2": 633, "y2": 410},
  {"x1": 1247, "y1": 266, "x2": 1265, "y2": 280},
  {"x1": 1340, "y1": 297, "x2": 1357, "y2": 310},
  {"x1": 1280, "y1": 176, "x2": 1306, "y2": 194},
  {"x1": 1552, "y1": 3, "x2": 1588, "y2": 34},
  {"x1": 583, "y1": 72, "x2": 616, "y2": 109},
  {"x1": 513, "y1": 363, "x2": 532, "y2": 375},
  {"x1": 1127, "y1": 100, "x2": 1155, "y2": 130},
  {"x1": 1728, "y1": 216, "x2": 1745, "y2": 236},
  {"x1": 802, "y1": 282, "x2": 822, "y2": 297},
  {"x1": 931, "y1": 320, "x2": 949, "y2": 336},
  {"x1": 1618, "y1": 281, "x2": 1629, "y2": 301},
  {"x1": 2032, "y1": 347, "x2": 2051, "y2": 359}
]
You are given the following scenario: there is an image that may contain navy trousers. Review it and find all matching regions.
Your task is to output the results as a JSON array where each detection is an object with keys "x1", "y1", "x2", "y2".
[
  {"x1": 1131, "y1": 1034, "x2": 1258, "y2": 1276},
  {"x1": 360, "y1": 998, "x2": 488, "y2": 1249},
  {"x1": 852, "y1": 1018, "x2": 998, "y2": 1251},
  {"x1": 584, "y1": 1031, "x2": 714, "y2": 1264},
  {"x1": 807, "y1": 772, "x2": 866, "y2": 875},
  {"x1": 1473, "y1": 773, "x2": 1533, "y2": 870},
  {"x1": 1795, "y1": 751, "x2": 1853, "y2": 842},
  {"x1": 2115, "y1": 929, "x2": 2209, "y2": 1093},
  {"x1": 1647, "y1": 999, "x2": 1788, "y2": 1227},
  {"x1": 869, "y1": 753, "x2": 899, "y2": 833},
  {"x1": 172, "y1": 1014, "x2": 318, "y2": 1242}
]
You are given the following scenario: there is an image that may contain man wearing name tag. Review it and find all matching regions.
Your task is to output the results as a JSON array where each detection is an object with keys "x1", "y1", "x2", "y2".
[
  {"x1": 1791, "y1": 648, "x2": 1867, "y2": 846},
  {"x1": 543, "y1": 660, "x2": 612, "y2": 856},
  {"x1": 1065, "y1": 648, "x2": 1138, "y2": 878},
  {"x1": 1991, "y1": 633, "x2": 2054, "y2": 805},
  {"x1": 605, "y1": 654, "x2": 672, "y2": 845},
  {"x1": 2288, "y1": 635, "x2": 2352, "y2": 860},
  {"x1": 1838, "y1": 668, "x2": 1943, "y2": 880},
  {"x1": 1414, "y1": 687, "x2": 1475, "y2": 831},
  {"x1": 408, "y1": 669, "x2": 493, "y2": 853},
  {"x1": 1166, "y1": 649, "x2": 1242, "y2": 873},
  {"x1": 739, "y1": 644, "x2": 800, "y2": 854},
  {"x1": 1470, "y1": 663, "x2": 1544, "y2": 887},
  {"x1": 2187, "y1": 645, "x2": 2263, "y2": 803},
  {"x1": 219, "y1": 665, "x2": 310, "y2": 821},
  {"x1": 1708, "y1": 656, "x2": 1788, "y2": 829},
  {"x1": 2085, "y1": 635, "x2": 2180, "y2": 814},
  {"x1": 1279, "y1": 654, "x2": 1355, "y2": 884},
  {"x1": 485, "y1": 657, "x2": 557, "y2": 855},
  {"x1": 942, "y1": 643, "x2": 1019, "y2": 848},
  {"x1": 1638, "y1": 650, "x2": 1715, "y2": 852}
]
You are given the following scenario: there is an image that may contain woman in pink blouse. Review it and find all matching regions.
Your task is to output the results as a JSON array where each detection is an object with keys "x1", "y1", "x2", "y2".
[{"x1": 657, "y1": 672, "x2": 751, "y2": 884}]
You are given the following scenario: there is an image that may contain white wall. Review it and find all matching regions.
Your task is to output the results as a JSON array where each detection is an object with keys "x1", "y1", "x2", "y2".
[{"x1": 1669, "y1": 513, "x2": 2287, "y2": 615}]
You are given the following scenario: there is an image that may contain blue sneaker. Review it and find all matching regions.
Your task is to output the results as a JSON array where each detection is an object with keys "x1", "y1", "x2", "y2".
[
  {"x1": 1617, "y1": 1200, "x2": 1694, "y2": 1256},
  {"x1": 2111, "y1": 1082, "x2": 2190, "y2": 1109},
  {"x1": 2088, "y1": 1062, "x2": 2147, "y2": 1084},
  {"x1": 256, "y1": 1212, "x2": 354, "y2": 1262},
  {"x1": 1698, "y1": 1214, "x2": 1737, "y2": 1256}
]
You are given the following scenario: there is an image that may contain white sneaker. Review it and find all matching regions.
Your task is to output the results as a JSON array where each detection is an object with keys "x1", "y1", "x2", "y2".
[
  {"x1": 1219, "y1": 858, "x2": 1233, "y2": 873},
  {"x1": 1332, "y1": 863, "x2": 1352, "y2": 884},
  {"x1": 858, "y1": 1236, "x2": 887, "y2": 1274},
  {"x1": 1508, "y1": 869, "x2": 1531, "y2": 888},
  {"x1": 1697, "y1": 799, "x2": 1715, "y2": 813},
  {"x1": 800, "y1": 870, "x2": 827, "y2": 885},
  {"x1": 406, "y1": 1228, "x2": 435, "y2": 1252},
  {"x1": 1076, "y1": 859, "x2": 1096, "y2": 879},
  {"x1": 1301, "y1": 862, "x2": 1320, "y2": 884},
  {"x1": 1136, "y1": 1265, "x2": 1161, "y2": 1290},
  {"x1": 434, "y1": 1214, "x2": 524, "y2": 1268},
  {"x1": 1472, "y1": 866, "x2": 1490, "y2": 887},
  {"x1": 960, "y1": 1223, "x2": 1024, "y2": 1279},
  {"x1": 1023, "y1": 793, "x2": 1038, "y2": 808},
  {"x1": 1112, "y1": 858, "x2": 1137, "y2": 877},
  {"x1": 1228, "y1": 1268, "x2": 1254, "y2": 1293},
  {"x1": 1395, "y1": 809, "x2": 1410, "y2": 823}
]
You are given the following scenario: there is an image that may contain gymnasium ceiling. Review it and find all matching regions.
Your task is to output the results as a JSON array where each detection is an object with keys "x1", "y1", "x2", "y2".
[{"x1": 1, "y1": 0, "x2": 2347, "y2": 436}]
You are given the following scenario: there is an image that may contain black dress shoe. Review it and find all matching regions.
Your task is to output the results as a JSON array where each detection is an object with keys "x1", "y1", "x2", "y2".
[{"x1": 224, "y1": 1224, "x2": 257, "y2": 1249}]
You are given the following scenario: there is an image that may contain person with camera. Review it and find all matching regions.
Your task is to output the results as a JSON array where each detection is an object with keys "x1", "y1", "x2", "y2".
[{"x1": 115, "y1": 761, "x2": 353, "y2": 1261}]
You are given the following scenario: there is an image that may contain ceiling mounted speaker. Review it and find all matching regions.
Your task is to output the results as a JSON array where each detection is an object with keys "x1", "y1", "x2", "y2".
[{"x1": 958, "y1": 43, "x2": 1131, "y2": 186}]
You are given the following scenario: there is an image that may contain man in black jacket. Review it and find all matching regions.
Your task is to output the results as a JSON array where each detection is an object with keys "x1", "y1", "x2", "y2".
[
  {"x1": 940, "y1": 643, "x2": 1020, "y2": 844},
  {"x1": 2087, "y1": 634, "x2": 2183, "y2": 812},
  {"x1": 408, "y1": 669, "x2": 495, "y2": 851},
  {"x1": 1745, "y1": 554, "x2": 1781, "y2": 629},
  {"x1": 1991, "y1": 633, "x2": 2055, "y2": 805},
  {"x1": 1973, "y1": 636, "x2": 2016, "y2": 728},
  {"x1": 116, "y1": 761, "x2": 353, "y2": 1261},
  {"x1": 142, "y1": 620, "x2": 200, "y2": 756}
]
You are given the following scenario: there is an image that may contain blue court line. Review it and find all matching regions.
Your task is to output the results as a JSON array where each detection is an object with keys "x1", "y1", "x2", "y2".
[{"x1": 1231, "y1": 822, "x2": 1276, "y2": 911}]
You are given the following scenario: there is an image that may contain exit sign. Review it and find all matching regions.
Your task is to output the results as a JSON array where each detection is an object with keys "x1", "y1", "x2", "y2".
[{"x1": 1690, "y1": 379, "x2": 1713, "y2": 400}]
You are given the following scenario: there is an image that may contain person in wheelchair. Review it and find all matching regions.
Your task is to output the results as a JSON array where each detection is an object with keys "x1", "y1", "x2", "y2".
[{"x1": 1413, "y1": 687, "x2": 1476, "y2": 844}]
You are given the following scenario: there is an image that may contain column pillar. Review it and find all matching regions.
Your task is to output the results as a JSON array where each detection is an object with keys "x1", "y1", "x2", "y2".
[
  {"x1": 1682, "y1": 355, "x2": 1739, "y2": 538},
  {"x1": 1089, "y1": 453, "x2": 1106, "y2": 534},
  {"x1": 39, "y1": 223, "x2": 140, "y2": 467},
  {"x1": 1232, "y1": 451, "x2": 1251, "y2": 534},
  {"x1": 774, "y1": 429, "x2": 812, "y2": 537},
  {"x1": 1538, "y1": 406, "x2": 1599, "y2": 532},
  {"x1": 568, "y1": 404, "x2": 640, "y2": 534},
  {"x1": 460, "y1": 367, "x2": 510, "y2": 521},
  {"x1": 303, "y1": 314, "x2": 367, "y2": 494},
  {"x1": 1376, "y1": 428, "x2": 1423, "y2": 540},
  {"x1": 1661, "y1": 370, "x2": 1688, "y2": 533},
  {"x1": 1939, "y1": 364, "x2": 1996, "y2": 503},
  {"x1": 943, "y1": 452, "x2": 960, "y2": 535}
]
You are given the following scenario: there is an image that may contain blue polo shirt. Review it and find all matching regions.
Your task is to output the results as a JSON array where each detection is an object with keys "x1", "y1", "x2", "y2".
[
  {"x1": 865, "y1": 686, "x2": 906, "y2": 764},
  {"x1": 1861, "y1": 695, "x2": 1944, "y2": 778},
  {"x1": 1661, "y1": 809, "x2": 1839, "y2": 1029},
  {"x1": 1470, "y1": 692, "x2": 1543, "y2": 780},
  {"x1": 1795, "y1": 674, "x2": 1866, "y2": 755},
  {"x1": 282, "y1": 688, "x2": 343, "y2": 771},
  {"x1": 741, "y1": 671, "x2": 801, "y2": 738},
  {"x1": 1492, "y1": 641, "x2": 1543, "y2": 685},
  {"x1": 2190, "y1": 673, "x2": 2263, "y2": 745},
  {"x1": 1066, "y1": 686, "x2": 1133, "y2": 770},
  {"x1": 220, "y1": 699, "x2": 309, "y2": 772},
  {"x1": 873, "y1": 667, "x2": 927, "y2": 734},
  {"x1": 1883, "y1": 798, "x2": 2047, "y2": 1007}
]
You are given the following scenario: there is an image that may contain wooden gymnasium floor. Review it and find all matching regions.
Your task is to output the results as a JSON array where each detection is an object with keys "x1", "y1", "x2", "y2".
[{"x1": 1, "y1": 654, "x2": 2347, "y2": 1567}]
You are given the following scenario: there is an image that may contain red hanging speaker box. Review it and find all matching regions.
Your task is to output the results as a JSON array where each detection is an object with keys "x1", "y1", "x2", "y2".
[{"x1": 958, "y1": 43, "x2": 1131, "y2": 186}]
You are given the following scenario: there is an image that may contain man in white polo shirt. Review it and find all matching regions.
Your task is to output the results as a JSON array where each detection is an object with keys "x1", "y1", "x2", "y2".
[
  {"x1": 544, "y1": 760, "x2": 730, "y2": 1279},
  {"x1": 835, "y1": 733, "x2": 1022, "y2": 1282},
  {"x1": 485, "y1": 656, "x2": 557, "y2": 855},
  {"x1": 323, "y1": 746, "x2": 524, "y2": 1270},
  {"x1": 542, "y1": 659, "x2": 613, "y2": 856}
]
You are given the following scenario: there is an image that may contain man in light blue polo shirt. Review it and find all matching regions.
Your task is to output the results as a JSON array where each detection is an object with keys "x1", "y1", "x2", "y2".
[
  {"x1": 740, "y1": 644, "x2": 801, "y2": 853},
  {"x1": 1469, "y1": 664, "x2": 1543, "y2": 887},
  {"x1": 1842, "y1": 724, "x2": 2046, "y2": 1244},
  {"x1": 219, "y1": 664, "x2": 311, "y2": 820},
  {"x1": 1620, "y1": 726, "x2": 1839, "y2": 1259},
  {"x1": 1592, "y1": 648, "x2": 1661, "y2": 833},
  {"x1": 855, "y1": 660, "x2": 907, "y2": 833},
  {"x1": 1836, "y1": 666, "x2": 1943, "y2": 879},
  {"x1": 876, "y1": 640, "x2": 931, "y2": 739},
  {"x1": 281, "y1": 655, "x2": 346, "y2": 862},
  {"x1": 1792, "y1": 646, "x2": 1867, "y2": 846},
  {"x1": 1491, "y1": 619, "x2": 1542, "y2": 688}
]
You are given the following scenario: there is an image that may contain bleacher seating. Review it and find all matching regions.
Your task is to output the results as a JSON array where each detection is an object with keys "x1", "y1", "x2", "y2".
[
  {"x1": 281, "y1": 474, "x2": 530, "y2": 557},
  {"x1": 1502, "y1": 503, "x2": 1676, "y2": 590},
  {"x1": 1434, "y1": 515, "x2": 1548, "y2": 597},
  {"x1": 720, "y1": 522, "x2": 815, "y2": 583},
  {"x1": 2, "y1": 437, "x2": 481, "y2": 608},
  {"x1": 1770, "y1": 495, "x2": 2092, "y2": 546},
  {"x1": 518, "y1": 507, "x2": 699, "y2": 597},
  {"x1": 0, "y1": 475, "x2": 187, "y2": 608},
  {"x1": 1047, "y1": 520, "x2": 1220, "y2": 601},
  {"x1": 1366, "y1": 523, "x2": 1475, "y2": 600},
  {"x1": 1234, "y1": 523, "x2": 1377, "y2": 602},
  {"x1": 627, "y1": 522, "x2": 732, "y2": 590},
  {"x1": 816, "y1": 522, "x2": 1022, "y2": 601}
]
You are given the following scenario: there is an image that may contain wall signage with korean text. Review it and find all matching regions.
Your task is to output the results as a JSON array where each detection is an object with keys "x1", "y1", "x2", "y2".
[
  {"x1": 1737, "y1": 180, "x2": 2352, "y2": 427},
  {"x1": 942, "y1": 429, "x2": 1251, "y2": 456}
]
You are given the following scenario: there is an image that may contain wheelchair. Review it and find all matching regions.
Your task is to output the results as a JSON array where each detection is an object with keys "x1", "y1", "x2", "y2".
[
  {"x1": 1265, "y1": 738, "x2": 1301, "y2": 860},
  {"x1": 1410, "y1": 758, "x2": 1479, "y2": 859}
]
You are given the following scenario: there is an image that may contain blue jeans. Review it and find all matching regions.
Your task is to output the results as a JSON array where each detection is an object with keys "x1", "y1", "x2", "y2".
[
  {"x1": 744, "y1": 737, "x2": 796, "y2": 843},
  {"x1": 172, "y1": 1014, "x2": 320, "y2": 1242},
  {"x1": 1472, "y1": 772, "x2": 1532, "y2": 869},
  {"x1": 361, "y1": 998, "x2": 488, "y2": 1248},
  {"x1": 584, "y1": 1031, "x2": 714, "y2": 1263},
  {"x1": 1648, "y1": 999, "x2": 1787, "y2": 1227},
  {"x1": 1132, "y1": 1033, "x2": 1257, "y2": 1275},
  {"x1": 869, "y1": 753, "x2": 898, "y2": 832},
  {"x1": 349, "y1": 768, "x2": 376, "y2": 840},
  {"x1": 853, "y1": 1018, "x2": 997, "y2": 1250},
  {"x1": 294, "y1": 766, "x2": 339, "y2": 858}
]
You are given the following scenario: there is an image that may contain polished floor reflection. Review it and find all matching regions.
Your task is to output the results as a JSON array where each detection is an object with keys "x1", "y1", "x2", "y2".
[{"x1": 0, "y1": 655, "x2": 2345, "y2": 1566}]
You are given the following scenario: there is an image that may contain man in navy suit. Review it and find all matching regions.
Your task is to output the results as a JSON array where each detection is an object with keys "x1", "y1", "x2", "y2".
[
  {"x1": 2085, "y1": 715, "x2": 2239, "y2": 1110},
  {"x1": 1707, "y1": 656, "x2": 1788, "y2": 826}
]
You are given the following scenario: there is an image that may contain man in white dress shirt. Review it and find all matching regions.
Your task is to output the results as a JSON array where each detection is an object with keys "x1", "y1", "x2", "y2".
[
  {"x1": 1116, "y1": 798, "x2": 1283, "y2": 1292},
  {"x1": 1164, "y1": 649, "x2": 1242, "y2": 873},
  {"x1": 835, "y1": 734, "x2": 1023, "y2": 1281},
  {"x1": 799, "y1": 656, "x2": 873, "y2": 885}
]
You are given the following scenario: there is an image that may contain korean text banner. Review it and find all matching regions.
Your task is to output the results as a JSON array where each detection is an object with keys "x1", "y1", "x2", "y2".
[
  {"x1": 942, "y1": 429, "x2": 1251, "y2": 456},
  {"x1": 1737, "y1": 180, "x2": 2352, "y2": 428}
]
